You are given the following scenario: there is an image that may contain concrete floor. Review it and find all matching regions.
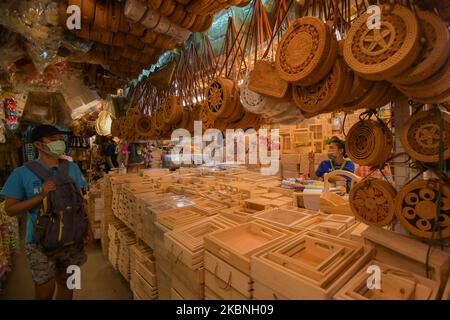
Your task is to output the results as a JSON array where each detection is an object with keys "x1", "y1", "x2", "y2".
[{"x1": 0, "y1": 241, "x2": 132, "y2": 300}]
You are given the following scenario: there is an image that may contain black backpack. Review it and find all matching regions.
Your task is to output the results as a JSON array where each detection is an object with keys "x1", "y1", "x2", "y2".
[{"x1": 26, "y1": 160, "x2": 88, "y2": 252}]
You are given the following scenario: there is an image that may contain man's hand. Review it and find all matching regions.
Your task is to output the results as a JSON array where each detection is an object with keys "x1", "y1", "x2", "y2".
[{"x1": 42, "y1": 180, "x2": 56, "y2": 197}]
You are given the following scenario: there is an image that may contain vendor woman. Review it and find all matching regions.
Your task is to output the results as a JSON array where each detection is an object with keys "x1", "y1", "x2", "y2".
[{"x1": 308, "y1": 136, "x2": 355, "y2": 191}]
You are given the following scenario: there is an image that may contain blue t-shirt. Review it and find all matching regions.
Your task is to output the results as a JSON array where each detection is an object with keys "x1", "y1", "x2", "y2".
[
  {"x1": 0, "y1": 161, "x2": 87, "y2": 244},
  {"x1": 316, "y1": 159, "x2": 355, "y2": 189}
]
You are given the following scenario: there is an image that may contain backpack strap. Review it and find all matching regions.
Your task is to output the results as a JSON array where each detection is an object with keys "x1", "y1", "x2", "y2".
[
  {"x1": 58, "y1": 159, "x2": 70, "y2": 178},
  {"x1": 25, "y1": 161, "x2": 53, "y2": 182}
]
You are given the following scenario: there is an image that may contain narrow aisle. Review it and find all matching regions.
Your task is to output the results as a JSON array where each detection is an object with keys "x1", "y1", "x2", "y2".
[{"x1": 1, "y1": 242, "x2": 132, "y2": 300}]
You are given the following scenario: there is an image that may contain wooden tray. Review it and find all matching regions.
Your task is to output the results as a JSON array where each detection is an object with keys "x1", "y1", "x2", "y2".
[
  {"x1": 254, "y1": 207, "x2": 317, "y2": 229},
  {"x1": 293, "y1": 214, "x2": 355, "y2": 236},
  {"x1": 204, "y1": 221, "x2": 292, "y2": 274},
  {"x1": 157, "y1": 208, "x2": 206, "y2": 230},
  {"x1": 251, "y1": 231, "x2": 374, "y2": 299},
  {"x1": 334, "y1": 260, "x2": 440, "y2": 300},
  {"x1": 204, "y1": 251, "x2": 252, "y2": 298},
  {"x1": 164, "y1": 217, "x2": 238, "y2": 269}
]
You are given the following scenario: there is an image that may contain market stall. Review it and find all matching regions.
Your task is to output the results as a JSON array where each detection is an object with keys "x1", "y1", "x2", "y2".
[{"x1": 0, "y1": 0, "x2": 449, "y2": 301}]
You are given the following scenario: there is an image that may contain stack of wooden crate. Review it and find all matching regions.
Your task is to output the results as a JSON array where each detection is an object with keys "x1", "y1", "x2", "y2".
[
  {"x1": 164, "y1": 216, "x2": 238, "y2": 299},
  {"x1": 117, "y1": 225, "x2": 137, "y2": 282},
  {"x1": 101, "y1": 176, "x2": 114, "y2": 258},
  {"x1": 107, "y1": 219, "x2": 126, "y2": 269},
  {"x1": 130, "y1": 243, "x2": 158, "y2": 300},
  {"x1": 203, "y1": 221, "x2": 294, "y2": 299}
]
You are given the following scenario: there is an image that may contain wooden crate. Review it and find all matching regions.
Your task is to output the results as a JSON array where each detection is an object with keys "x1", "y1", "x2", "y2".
[
  {"x1": 334, "y1": 260, "x2": 440, "y2": 300},
  {"x1": 133, "y1": 271, "x2": 158, "y2": 300},
  {"x1": 251, "y1": 231, "x2": 374, "y2": 299},
  {"x1": 361, "y1": 226, "x2": 450, "y2": 288},
  {"x1": 204, "y1": 221, "x2": 293, "y2": 275}
]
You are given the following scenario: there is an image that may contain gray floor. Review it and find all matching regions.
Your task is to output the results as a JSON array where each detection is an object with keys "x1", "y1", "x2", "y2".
[{"x1": 0, "y1": 241, "x2": 132, "y2": 300}]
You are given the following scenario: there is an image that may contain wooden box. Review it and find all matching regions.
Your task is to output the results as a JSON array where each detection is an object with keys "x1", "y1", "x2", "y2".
[
  {"x1": 253, "y1": 280, "x2": 289, "y2": 300},
  {"x1": 204, "y1": 221, "x2": 293, "y2": 275},
  {"x1": 293, "y1": 214, "x2": 356, "y2": 236},
  {"x1": 219, "y1": 205, "x2": 264, "y2": 223},
  {"x1": 253, "y1": 207, "x2": 318, "y2": 229},
  {"x1": 251, "y1": 231, "x2": 374, "y2": 299},
  {"x1": 164, "y1": 217, "x2": 237, "y2": 269},
  {"x1": 133, "y1": 271, "x2": 158, "y2": 300},
  {"x1": 334, "y1": 260, "x2": 440, "y2": 300},
  {"x1": 156, "y1": 207, "x2": 207, "y2": 231},
  {"x1": 171, "y1": 272, "x2": 204, "y2": 300},
  {"x1": 204, "y1": 251, "x2": 252, "y2": 299}
]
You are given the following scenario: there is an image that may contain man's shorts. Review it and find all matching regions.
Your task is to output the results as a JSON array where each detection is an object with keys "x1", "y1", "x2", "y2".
[{"x1": 25, "y1": 243, "x2": 87, "y2": 286}]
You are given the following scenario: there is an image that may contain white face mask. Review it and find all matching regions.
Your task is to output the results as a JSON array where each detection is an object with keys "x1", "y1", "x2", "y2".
[{"x1": 328, "y1": 152, "x2": 337, "y2": 161}]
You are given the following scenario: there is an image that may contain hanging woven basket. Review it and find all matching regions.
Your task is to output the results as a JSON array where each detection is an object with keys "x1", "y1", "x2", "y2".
[
  {"x1": 394, "y1": 180, "x2": 450, "y2": 239},
  {"x1": 276, "y1": 16, "x2": 330, "y2": 83},
  {"x1": 163, "y1": 96, "x2": 183, "y2": 125},
  {"x1": 400, "y1": 109, "x2": 450, "y2": 163},
  {"x1": 346, "y1": 119, "x2": 393, "y2": 167},
  {"x1": 205, "y1": 78, "x2": 239, "y2": 120},
  {"x1": 349, "y1": 178, "x2": 397, "y2": 227},
  {"x1": 343, "y1": 4, "x2": 421, "y2": 81}
]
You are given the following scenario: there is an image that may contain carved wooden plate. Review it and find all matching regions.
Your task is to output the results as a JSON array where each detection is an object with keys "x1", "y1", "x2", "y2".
[
  {"x1": 350, "y1": 178, "x2": 397, "y2": 227},
  {"x1": 343, "y1": 4, "x2": 421, "y2": 81},
  {"x1": 395, "y1": 180, "x2": 450, "y2": 239}
]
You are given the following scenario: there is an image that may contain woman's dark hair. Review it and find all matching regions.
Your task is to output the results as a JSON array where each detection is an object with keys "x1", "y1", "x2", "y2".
[{"x1": 328, "y1": 136, "x2": 347, "y2": 157}]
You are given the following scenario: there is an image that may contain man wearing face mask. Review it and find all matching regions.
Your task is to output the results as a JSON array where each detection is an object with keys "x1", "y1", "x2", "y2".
[
  {"x1": 308, "y1": 136, "x2": 355, "y2": 191},
  {"x1": 1, "y1": 125, "x2": 88, "y2": 300}
]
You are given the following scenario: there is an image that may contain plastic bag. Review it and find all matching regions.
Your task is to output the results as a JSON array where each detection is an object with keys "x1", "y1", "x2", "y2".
[
  {"x1": 0, "y1": 0, "x2": 63, "y2": 72},
  {"x1": 0, "y1": 26, "x2": 27, "y2": 69}
]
